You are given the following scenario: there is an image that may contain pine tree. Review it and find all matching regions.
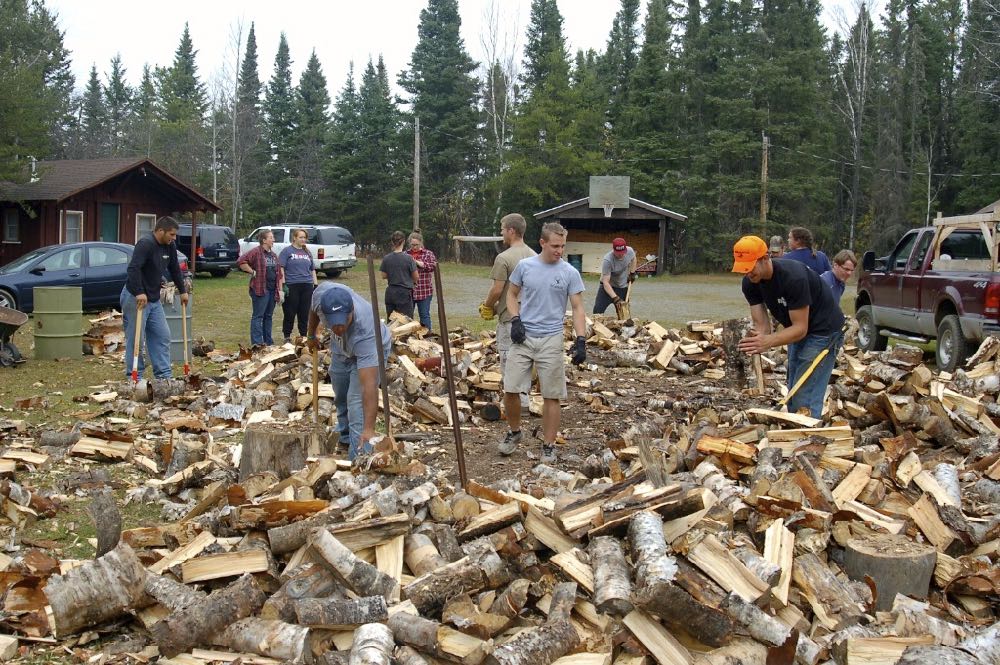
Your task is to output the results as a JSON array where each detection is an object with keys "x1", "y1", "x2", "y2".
[
  {"x1": 128, "y1": 64, "x2": 158, "y2": 157},
  {"x1": 80, "y1": 64, "x2": 109, "y2": 156},
  {"x1": 521, "y1": 0, "x2": 567, "y2": 92},
  {"x1": 105, "y1": 54, "x2": 132, "y2": 156},
  {"x1": 288, "y1": 50, "x2": 331, "y2": 224},
  {"x1": 154, "y1": 23, "x2": 209, "y2": 186},
  {"x1": 233, "y1": 22, "x2": 264, "y2": 230},
  {"x1": 259, "y1": 33, "x2": 296, "y2": 223},
  {"x1": 599, "y1": 0, "x2": 642, "y2": 127},
  {"x1": 327, "y1": 62, "x2": 361, "y2": 226},
  {"x1": 398, "y1": 0, "x2": 479, "y2": 246}
]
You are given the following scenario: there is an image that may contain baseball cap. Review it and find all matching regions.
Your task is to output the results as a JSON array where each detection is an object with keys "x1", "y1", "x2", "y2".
[
  {"x1": 731, "y1": 235, "x2": 769, "y2": 273},
  {"x1": 612, "y1": 237, "x2": 627, "y2": 254},
  {"x1": 769, "y1": 235, "x2": 783, "y2": 253},
  {"x1": 320, "y1": 287, "x2": 354, "y2": 326}
]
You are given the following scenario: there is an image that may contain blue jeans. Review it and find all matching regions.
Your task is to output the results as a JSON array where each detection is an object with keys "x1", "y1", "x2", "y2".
[
  {"x1": 120, "y1": 288, "x2": 172, "y2": 379},
  {"x1": 787, "y1": 332, "x2": 843, "y2": 418},
  {"x1": 415, "y1": 296, "x2": 433, "y2": 331},
  {"x1": 329, "y1": 336, "x2": 392, "y2": 461},
  {"x1": 250, "y1": 289, "x2": 276, "y2": 345}
]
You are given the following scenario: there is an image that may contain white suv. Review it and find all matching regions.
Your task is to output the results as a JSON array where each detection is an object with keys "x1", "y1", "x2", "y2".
[{"x1": 240, "y1": 225, "x2": 357, "y2": 277}]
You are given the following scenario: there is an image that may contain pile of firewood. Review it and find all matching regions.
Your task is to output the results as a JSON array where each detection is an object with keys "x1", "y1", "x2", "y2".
[
  {"x1": 82, "y1": 310, "x2": 125, "y2": 356},
  {"x1": 0, "y1": 313, "x2": 997, "y2": 664}
]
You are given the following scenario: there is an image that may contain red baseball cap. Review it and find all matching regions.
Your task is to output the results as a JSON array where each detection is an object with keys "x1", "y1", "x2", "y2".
[{"x1": 612, "y1": 237, "x2": 627, "y2": 255}]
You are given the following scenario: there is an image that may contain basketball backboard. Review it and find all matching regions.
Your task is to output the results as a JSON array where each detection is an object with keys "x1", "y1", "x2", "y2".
[{"x1": 589, "y1": 176, "x2": 630, "y2": 218}]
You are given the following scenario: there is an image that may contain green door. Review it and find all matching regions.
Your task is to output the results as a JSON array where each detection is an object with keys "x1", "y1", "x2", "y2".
[{"x1": 100, "y1": 203, "x2": 119, "y2": 242}]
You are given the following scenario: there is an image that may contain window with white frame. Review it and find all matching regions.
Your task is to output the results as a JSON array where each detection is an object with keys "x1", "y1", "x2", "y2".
[
  {"x1": 62, "y1": 210, "x2": 82, "y2": 243},
  {"x1": 136, "y1": 213, "x2": 156, "y2": 238},
  {"x1": 2, "y1": 209, "x2": 18, "y2": 242}
]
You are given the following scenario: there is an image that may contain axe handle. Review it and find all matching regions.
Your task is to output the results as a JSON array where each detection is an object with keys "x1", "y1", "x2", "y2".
[
  {"x1": 312, "y1": 348, "x2": 320, "y2": 425},
  {"x1": 131, "y1": 301, "x2": 144, "y2": 383},
  {"x1": 779, "y1": 348, "x2": 830, "y2": 406}
]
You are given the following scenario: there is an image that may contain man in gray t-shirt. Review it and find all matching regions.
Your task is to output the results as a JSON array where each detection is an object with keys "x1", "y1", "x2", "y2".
[
  {"x1": 594, "y1": 237, "x2": 637, "y2": 314},
  {"x1": 499, "y1": 222, "x2": 587, "y2": 464}
]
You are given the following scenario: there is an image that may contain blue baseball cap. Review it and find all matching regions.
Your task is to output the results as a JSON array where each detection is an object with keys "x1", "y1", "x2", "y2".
[{"x1": 321, "y1": 287, "x2": 354, "y2": 326}]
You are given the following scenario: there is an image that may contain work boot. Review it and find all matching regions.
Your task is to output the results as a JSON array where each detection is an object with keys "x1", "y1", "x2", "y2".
[
  {"x1": 283, "y1": 336, "x2": 292, "y2": 345},
  {"x1": 498, "y1": 429, "x2": 522, "y2": 456},
  {"x1": 540, "y1": 443, "x2": 557, "y2": 464}
]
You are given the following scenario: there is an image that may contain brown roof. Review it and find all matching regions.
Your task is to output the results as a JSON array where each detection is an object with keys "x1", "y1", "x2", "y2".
[
  {"x1": 0, "y1": 157, "x2": 220, "y2": 211},
  {"x1": 535, "y1": 196, "x2": 687, "y2": 221}
]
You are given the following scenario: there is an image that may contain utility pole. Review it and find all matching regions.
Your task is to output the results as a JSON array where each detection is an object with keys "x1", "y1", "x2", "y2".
[
  {"x1": 413, "y1": 116, "x2": 420, "y2": 232},
  {"x1": 760, "y1": 132, "x2": 769, "y2": 239},
  {"x1": 212, "y1": 103, "x2": 219, "y2": 225}
]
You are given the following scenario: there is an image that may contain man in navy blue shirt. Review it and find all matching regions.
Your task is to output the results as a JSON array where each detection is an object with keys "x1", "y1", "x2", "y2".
[{"x1": 820, "y1": 249, "x2": 857, "y2": 307}]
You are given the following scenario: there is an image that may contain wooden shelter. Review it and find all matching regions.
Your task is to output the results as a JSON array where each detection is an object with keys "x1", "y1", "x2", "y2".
[
  {"x1": 0, "y1": 158, "x2": 220, "y2": 264},
  {"x1": 534, "y1": 177, "x2": 687, "y2": 276}
]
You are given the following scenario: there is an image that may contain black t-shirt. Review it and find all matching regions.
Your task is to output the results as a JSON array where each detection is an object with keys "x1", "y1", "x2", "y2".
[
  {"x1": 379, "y1": 251, "x2": 418, "y2": 289},
  {"x1": 742, "y1": 259, "x2": 844, "y2": 336}
]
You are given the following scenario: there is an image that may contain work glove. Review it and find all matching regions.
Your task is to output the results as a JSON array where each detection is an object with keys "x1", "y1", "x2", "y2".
[
  {"x1": 628, "y1": 272, "x2": 637, "y2": 283},
  {"x1": 612, "y1": 295, "x2": 621, "y2": 304},
  {"x1": 571, "y1": 336, "x2": 587, "y2": 365},
  {"x1": 510, "y1": 316, "x2": 526, "y2": 344},
  {"x1": 479, "y1": 302, "x2": 496, "y2": 320},
  {"x1": 306, "y1": 335, "x2": 319, "y2": 353}
]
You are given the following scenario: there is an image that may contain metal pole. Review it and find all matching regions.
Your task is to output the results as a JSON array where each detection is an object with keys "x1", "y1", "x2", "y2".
[
  {"x1": 366, "y1": 256, "x2": 393, "y2": 441},
  {"x1": 413, "y1": 116, "x2": 420, "y2": 232},
  {"x1": 760, "y1": 131, "x2": 769, "y2": 238},
  {"x1": 433, "y1": 264, "x2": 468, "y2": 489}
]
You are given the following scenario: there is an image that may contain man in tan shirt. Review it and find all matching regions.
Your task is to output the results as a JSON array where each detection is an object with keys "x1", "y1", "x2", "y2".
[{"x1": 480, "y1": 213, "x2": 537, "y2": 405}]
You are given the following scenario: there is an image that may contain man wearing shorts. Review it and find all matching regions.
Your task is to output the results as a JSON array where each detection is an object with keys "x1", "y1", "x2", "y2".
[{"x1": 499, "y1": 222, "x2": 587, "y2": 463}]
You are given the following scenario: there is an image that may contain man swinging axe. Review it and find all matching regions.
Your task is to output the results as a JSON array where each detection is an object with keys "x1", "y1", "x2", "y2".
[
  {"x1": 731, "y1": 235, "x2": 844, "y2": 419},
  {"x1": 593, "y1": 237, "x2": 637, "y2": 315}
]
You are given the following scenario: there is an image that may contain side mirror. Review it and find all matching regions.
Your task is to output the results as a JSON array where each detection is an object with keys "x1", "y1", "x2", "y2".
[
  {"x1": 29, "y1": 266, "x2": 45, "y2": 276},
  {"x1": 862, "y1": 251, "x2": 875, "y2": 272}
]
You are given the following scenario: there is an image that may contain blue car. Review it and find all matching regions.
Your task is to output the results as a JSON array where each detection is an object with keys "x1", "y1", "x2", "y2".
[{"x1": 0, "y1": 242, "x2": 190, "y2": 314}]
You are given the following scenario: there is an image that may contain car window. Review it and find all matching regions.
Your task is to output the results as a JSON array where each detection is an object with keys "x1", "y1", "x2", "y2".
[
  {"x1": 0, "y1": 248, "x2": 48, "y2": 273},
  {"x1": 88, "y1": 246, "x2": 130, "y2": 268},
  {"x1": 246, "y1": 229, "x2": 260, "y2": 243},
  {"x1": 891, "y1": 233, "x2": 918, "y2": 271},
  {"x1": 940, "y1": 231, "x2": 991, "y2": 260},
  {"x1": 38, "y1": 248, "x2": 82, "y2": 271},
  {"x1": 271, "y1": 229, "x2": 285, "y2": 242},
  {"x1": 313, "y1": 228, "x2": 354, "y2": 244},
  {"x1": 910, "y1": 232, "x2": 934, "y2": 270}
]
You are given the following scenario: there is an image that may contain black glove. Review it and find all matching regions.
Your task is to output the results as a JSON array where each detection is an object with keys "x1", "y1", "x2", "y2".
[
  {"x1": 612, "y1": 295, "x2": 621, "y2": 304},
  {"x1": 571, "y1": 336, "x2": 586, "y2": 365},
  {"x1": 628, "y1": 272, "x2": 637, "y2": 283},
  {"x1": 510, "y1": 316, "x2": 526, "y2": 344}
]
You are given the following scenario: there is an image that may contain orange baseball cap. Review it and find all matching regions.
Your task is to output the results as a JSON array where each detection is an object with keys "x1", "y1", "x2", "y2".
[{"x1": 731, "y1": 235, "x2": 769, "y2": 273}]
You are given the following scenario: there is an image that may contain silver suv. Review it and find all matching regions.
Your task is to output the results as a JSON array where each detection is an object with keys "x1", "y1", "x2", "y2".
[{"x1": 240, "y1": 225, "x2": 357, "y2": 277}]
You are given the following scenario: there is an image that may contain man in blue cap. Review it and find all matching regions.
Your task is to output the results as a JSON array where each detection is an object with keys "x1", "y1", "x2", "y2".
[{"x1": 307, "y1": 282, "x2": 392, "y2": 460}]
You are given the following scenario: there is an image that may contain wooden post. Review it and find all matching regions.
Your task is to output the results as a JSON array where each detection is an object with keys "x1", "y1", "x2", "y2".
[{"x1": 413, "y1": 116, "x2": 420, "y2": 232}]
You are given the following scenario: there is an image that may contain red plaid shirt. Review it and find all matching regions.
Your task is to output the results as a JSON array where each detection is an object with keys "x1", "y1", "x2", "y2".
[
  {"x1": 237, "y1": 245, "x2": 283, "y2": 298},
  {"x1": 409, "y1": 248, "x2": 437, "y2": 301}
]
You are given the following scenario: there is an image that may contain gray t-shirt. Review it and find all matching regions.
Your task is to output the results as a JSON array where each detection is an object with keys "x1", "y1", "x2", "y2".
[
  {"x1": 509, "y1": 256, "x2": 585, "y2": 337},
  {"x1": 601, "y1": 248, "x2": 636, "y2": 288},
  {"x1": 490, "y1": 243, "x2": 537, "y2": 322},
  {"x1": 311, "y1": 283, "x2": 392, "y2": 369},
  {"x1": 379, "y1": 251, "x2": 418, "y2": 289}
]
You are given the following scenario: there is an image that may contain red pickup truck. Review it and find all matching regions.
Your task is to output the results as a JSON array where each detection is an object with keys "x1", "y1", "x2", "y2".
[{"x1": 855, "y1": 213, "x2": 1000, "y2": 371}]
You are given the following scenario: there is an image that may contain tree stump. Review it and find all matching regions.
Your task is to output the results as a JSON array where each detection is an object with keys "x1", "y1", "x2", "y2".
[
  {"x1": 239, "y1": 422, "x2": 336, "y2": 480},
  {"x1": 844, "y1": 533, "x2": 936, "y2": 611}
]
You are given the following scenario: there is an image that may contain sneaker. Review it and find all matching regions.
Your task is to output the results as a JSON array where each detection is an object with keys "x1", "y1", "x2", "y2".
[
  {"x1": 283, "y1": 337, "x2": 292, "y2": 345},
  {"x1": 540, "y1": 443, "x2": 557, "y2": 464},
  {"x1": 498, "y1": 430, "x2": 522, "y2": 456}
]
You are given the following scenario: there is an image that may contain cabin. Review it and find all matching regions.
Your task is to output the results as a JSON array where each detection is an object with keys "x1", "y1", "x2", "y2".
[
  {"x1": 0, "y1": 157, "x2": 220, "y2": 264},
  {"x1": 534, "y1": 176, "x2": 687, "y2": 276}
]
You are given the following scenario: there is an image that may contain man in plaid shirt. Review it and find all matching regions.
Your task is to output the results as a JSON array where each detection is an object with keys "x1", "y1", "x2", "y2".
[{"x1": 407, "y1": 231, "x2": 437, "y2": 332}]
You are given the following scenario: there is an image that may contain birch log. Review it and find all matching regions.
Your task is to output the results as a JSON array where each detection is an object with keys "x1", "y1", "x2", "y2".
[
  {"x1": 87, "y1": 487, "x2": 121, "y2": 557},
  {"x1": 150, "y1": 573, "x2": 266, "y2": 658},
  {"x1": 350, "y1": 623, "x2": 395, "y2": 665},
  {"x1": 294, "y1": 595, "x2": 389, "y2": 629},
  {"x1": 143, "y1": 571, "x2": 206, "y2": 611},
  {"x1": 405, "y1": 532, "x2": 448, "y2": 576},
  {"x1": 588, "y1": 536, "x2": 633, "y2": 616},
  {"x1": 216, "y1": 617, "x2": 311, "y2": 662},
  {"x1": 485, "y1": 620, "x2": 580, "y2": 665},
  {"x1": 403, "y1": 545, "x2": 508, "y2": 614},
  {"x1": 311, "y1": 528, "x2": 398, "y2": 600},
  {"x1": 44, "y1": 541, "x2": 146, "y2": 636},
  {"x1": 262, "y1": 562, "x2": 343, "y2": 621},
  {"x1": 396, "y1": 646, "x2": 433, "y2": 665},
  {"x1": 719, "y1": 592, "x2": 793, "y2": 647},
  {"x1": 388, "y1": 612, "x2": 490, "y2": 665},
  {"x1": 546, "y1": 581, "x2": 578, "y2": 623}
]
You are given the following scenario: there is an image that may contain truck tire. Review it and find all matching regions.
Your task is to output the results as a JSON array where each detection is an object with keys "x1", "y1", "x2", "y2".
[
  {"x1": 936, "y1": 315, "x2": 970, "y2": 372},
  {"x1": 856, "y1": 305, "x2": 887, "y2": 352}
]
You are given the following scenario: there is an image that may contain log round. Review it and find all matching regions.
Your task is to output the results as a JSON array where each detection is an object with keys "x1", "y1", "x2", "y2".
[
  {"x1": 485, "y1": 620, "x2": 580, "y2": 665},
  {"x1": 843, "y1": 533, "x2": 936, "y2": 611},
  {"x1": 350, "y1": 622, "x2": 395, "y2": 665}
]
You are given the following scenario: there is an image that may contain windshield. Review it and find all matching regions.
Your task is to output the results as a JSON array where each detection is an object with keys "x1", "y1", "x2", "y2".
[{"x1": 0, "y1": 248, "x2": 48, "y2": 274}]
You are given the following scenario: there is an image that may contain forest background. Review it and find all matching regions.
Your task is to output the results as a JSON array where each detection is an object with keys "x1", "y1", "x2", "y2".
[{"x1": 2, "y1": 0, "x2": 999, "y2": 271}]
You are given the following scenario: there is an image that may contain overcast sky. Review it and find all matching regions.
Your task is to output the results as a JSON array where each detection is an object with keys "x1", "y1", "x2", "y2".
[{"x1": 49, "y1": 0, "x2": 864, "y2": 97}]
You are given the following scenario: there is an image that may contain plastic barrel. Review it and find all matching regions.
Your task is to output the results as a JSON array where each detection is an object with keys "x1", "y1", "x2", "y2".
[
  {"x1": 567, "y1": 254, "x2": 583, "y2": 273},
  {"x1": 164, "y1": 295, "x2": 192, "y2": 364},
  {"x1": 33, "y1": 287, "x2": 83, "y2": 360}
]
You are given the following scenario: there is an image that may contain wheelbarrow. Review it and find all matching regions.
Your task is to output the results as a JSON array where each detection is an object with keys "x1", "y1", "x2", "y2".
[{"x1": 0, "y1": 306, "x2": 28, "y2": 367}]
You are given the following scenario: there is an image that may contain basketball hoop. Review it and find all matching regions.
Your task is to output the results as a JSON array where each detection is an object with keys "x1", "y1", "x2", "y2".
[{"x1": 602, "y1": 204, "x2": 614, "y2": 218}]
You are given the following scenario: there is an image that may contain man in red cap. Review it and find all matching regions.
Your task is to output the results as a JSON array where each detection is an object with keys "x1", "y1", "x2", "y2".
[
  {"x1": 732, "y1": 235, "x2": 844, "y2": 418},
  {"x1": 593, "y1": 237, "x2": 637, "y2": 314}
]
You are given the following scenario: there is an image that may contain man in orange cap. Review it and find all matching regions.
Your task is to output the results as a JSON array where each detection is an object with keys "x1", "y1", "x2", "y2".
[{"x1": 732, "y1": 235, "x2": 844, "y2": 418}]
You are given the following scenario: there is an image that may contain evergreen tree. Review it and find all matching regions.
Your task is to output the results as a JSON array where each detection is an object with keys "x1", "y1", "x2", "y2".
[
  {"x1": 80, "y1": 64, "x2": 109, "y2": 156},
  {"x1": 288, "y1": 51, "x2": 331, "y2": 224},
  {"x1": 233, "y1": 22, "x2": 264, "y2": 230},
  {"x1": 154, "y1": 23, "x2": 209, "y2": 186},
  {"x1": 327, "y1": 63, "x2": 361, "y2": 226},
  {"x1": 105, "y1": 54, "x2": 132, "y2": 156},
  {"x1": 128, "y1": 64, "x2": 158, "y2": 157},
  {"x1": 398, "y1": 0, "x2": 479, "y2": 246},
  {"x1": 599, "y1": 0, "x2": 642, "y2": 127},
  {"x1": 258, "y1": 33, "x2": 296, "y2": 223},
  {"x1": 521, "y1": 0, "x2": 567, "y2": 92}
]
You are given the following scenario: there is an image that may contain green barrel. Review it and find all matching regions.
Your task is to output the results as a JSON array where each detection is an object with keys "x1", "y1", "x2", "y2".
[
  {"x1": 164, "y1": 295, "x2": 192, "y2": 364},
  {"x1": 33, "y1": 287, "x2": 83, "y2": 360},
  {"x1": 567, "y1": 254, "x2": 583, "y2": 273}
]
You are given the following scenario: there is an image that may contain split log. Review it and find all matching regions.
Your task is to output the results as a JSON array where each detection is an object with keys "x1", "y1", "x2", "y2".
[
  {"x1": 844, "y1": 533, "x2": 936, "y2": 611},
  {"x1": 240, "y1": 421, "x2": 334, "y2": 480},
  {"x1": 294, "y1": 595, "x2": 389, "y2": 629},
  {"x1": 588, "y1": 536, "x2": 633, "y2": 616},
  {"x1": 262, "y1": 562, "x2": 342, "y2": 621},
  {"x1": 87, "y1": 487, "x2": 121, "y2": 557},
  {"x1": 44, "y1": 541, "x2": 146, "y2": 636},
  {"x1": 546, "y1": 581, "x2": 577, "y2": 623},
  {"x1": 216, "y1": 617, "x2": 311, "y2": 662},
  {"x1": 403, "y1": 544, "x2": 509, "y2": 615},
  {"x1": 388, "y1": 611, "x2": 490, "y2": 665},
  {"x1": 732, "y1": 546, "x2": 780, "y2": 587},
  {"x1": 897, "y1": 647, "x2": 981, "y2": 665},
  {"x1": 491, "y1": 578, "x2": 531, "y2": 618},
  {"x1": 932, "y1": 463, "x2": 962, "y2": 506},
  {"x1": 405, "y1": 532, "x2": 448, "y2": 576},
  {"x1": 0, "y1": 636, "x2": 17, "y2": 661},
  {"x1": 150, "y1": 573, "x2": 266, "y2": 658},
  {"x1": 396, "y1": 646, "x2": 433, "y2": 665},
  {"x1": 791, "y1": 553, "x2": 864, "y2": 631},
  {"x1": 266, "y1": 511, "x2": 342, "y2": 555},
  {"x1": 143, "y1": 571, "x2": 206, "y2": 611},
  {"x1": 311, "y1": 528, "x2": 398, "y2": 600},
  {"x1": 442, "y1": 593, "x2": 513, "y2": 639},
  {"x1": 350, "y1": 623, "x2": 395, "y2": 665},
  {"x1": 485, "y1": 619, "x2": 580, "y2": 665},
  {"x1": 719, "y1": 592, "x2": 792, "y2": 647}
]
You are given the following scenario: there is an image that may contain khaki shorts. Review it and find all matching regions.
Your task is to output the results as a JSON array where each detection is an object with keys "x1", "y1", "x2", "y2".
[
  {"x1": 503, "y1": 333, "x2": 567, "y2": 399},
  {"x1": 496, "y1": 320, "x2": 512, "y2": 373}
]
